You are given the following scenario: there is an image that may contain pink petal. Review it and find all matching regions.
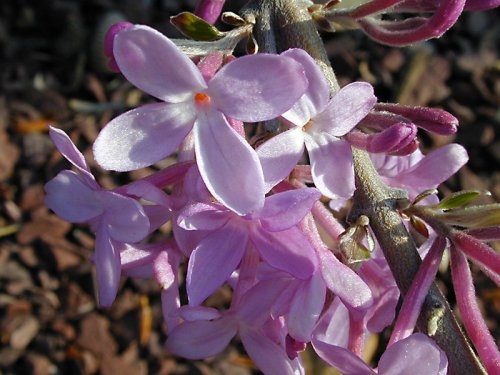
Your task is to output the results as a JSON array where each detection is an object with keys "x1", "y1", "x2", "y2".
[
  {"x1": 378, "y1": 333, "x2": 448, "y2": 375},
  {"x1": 306, "y1": 134, "x2": 355, "y2": 200},
  {"x1": 260, "y1": 188, "x2": 321, "y2": 232},
  {"x1": 313, "y1": 297, "x2": 350, "y2": 347},
  {"x1": 318, "y1": 246, "x2": 373, "y2": 310},
  {"x1": 287, "y1": 273, "x2": 326, "y2": 341},
  {"x1": 152, "y1": 249, "x2": 178, "y2": 290},
  {"x1": 99, "y1": 191, "x2": 150, "y2": 243},
  {"x1": 187, "y1": 224, "x2": 248, "y2": 305},
  {"x1": 194, "y1": 0, "x2": 226, "y2": 24},
  {"x1": 179, "y1": 306, "x2": 222, "y2": 321},
  {"x1": 240, "y1": 328, "x2": 304, "y2": 375},
  {"x1": 396, "y1": 144, "x2": 468, "y2": 190},
  {"x1": 177, "y1": 202, "x2": 231, "y2": 231},
  {"x1": 256, "y1": 128, "x2": 305, "y2": 192},
  {"x1": 48, "y1": 127, "x2": 96, "y2": 185},
  {"x1": 94, "y1": 102, "x2": 196, "y2": 172},
  {"x1": 209, "y1": 53, "x2": 308, "y2": 122},
  {"x1": 194, "y1": 109, "x2": 265, "y2": 215},
  {"x1": 237, "y1": 277, "x2": 292, "y2": 324},
  {"x1": 44, "y1": 171, "x2": 102, "y2": 222},
  {"x1": 113, "y1": 25, "x2": 206, "y2": 102},
  {"x1": 309, "y1": 82, "x2": 376, "y2": 137},
  {"x1": 312, "y1": 340, "x2": 374, "y2": 375},
  {"x1": 251, "y1": 226, "x2": 318, "y2": 279},
  {"x1": 312, "y1": 298, "x2": 374, "y2": 374},
  {"x1": 450, "y1": 246, "x2": 500, "y2": 373},
  {"x1": 166, "y1": 318, "x2": 237, "y2": 359},
  {"x1": 122, "y1": 180, "x2": 172, "y2": 208},
  {"x1": 119, "y1": 242, "x2": 160, "y2": 270},
  {"x1": 280, "y1": 48, "x2": 330, "y2": 126},
  {"x1": 94, "y1": 228, "x2": 121, "y2": 307}
]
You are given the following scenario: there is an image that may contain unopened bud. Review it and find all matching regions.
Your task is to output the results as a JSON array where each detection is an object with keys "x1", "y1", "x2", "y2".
[
  {"x1": 194, "y1": 0, "x2": 226, "y2": 24},
  {"x1": 104, "y1": 22, "x2": 134, "y2": 73},
  {"x1": 375, "y1": 103, "x2": 458, "y2": 135}
]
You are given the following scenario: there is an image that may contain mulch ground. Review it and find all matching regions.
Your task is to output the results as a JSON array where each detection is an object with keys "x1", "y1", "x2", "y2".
[{"x1": 0, "y1": 1, "x2": 499, "y2": 374}]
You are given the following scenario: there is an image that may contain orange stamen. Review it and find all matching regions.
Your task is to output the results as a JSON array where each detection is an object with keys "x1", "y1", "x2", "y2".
[{"x1": 195, "y1": 92, "x2": 211, "y2": 104}]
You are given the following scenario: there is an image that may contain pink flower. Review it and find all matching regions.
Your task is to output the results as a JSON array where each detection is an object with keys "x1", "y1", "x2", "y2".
[
  {"x1": 93, "y1": 25, "x2": 308, "y2": 215},
  {"x1": 257, "y1": 48, "x2": 376, "y2": 201},
  {"x1": 44, "y1": 127, "x2": 155, "y2": 306},
  {"x1": 311, "y1": 298, "x2": 448, "y2": 375},
  {"x1": 177, "y1": 188, "x2": 321, "y2": 305},
  {"x1": 371, "y1": 143, "x2": 469, "y2": 201},
  {"x1": 166, "y1": 277, "x2": 305, "y2": 375}
]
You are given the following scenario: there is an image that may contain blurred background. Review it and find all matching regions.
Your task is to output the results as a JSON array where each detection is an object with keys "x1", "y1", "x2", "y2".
[{"x1": 0, "y1": 1, "x2": 499, "y2": 374}]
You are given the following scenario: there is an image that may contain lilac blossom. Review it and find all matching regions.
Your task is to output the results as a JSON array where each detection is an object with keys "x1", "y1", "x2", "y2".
[
  {"x1": 344, "y1": 104, "x2": 459, "y2": 156},
  {"x1": 311, "y1": 298, "x2": 448, "y2": 375},
  {"x1": 257, "y1": 48, "x2": 376, "y2": 201},
  {"x1": 344, "y1": 112, "x2": 419, "y2": 156},
  {"x1": 40, "y1": 2, "x2": 500, "y2": 372},
  {"x1": 166, "y1": 277, "x2": 304, "y2": 374},
  {"x1": 371, "y1": 143, "x2": 469, "y2": 201},
  {"x1": 255, "y1": 254, "x2": 371, "y2": 348},
  {"x1": 44, "y1": 127, "x2": 155, "y2": 306},
  {"x1": 176, "y1": 188, "x2": 321, "y2": 305},
  {"x1": 93, "y1": 24, "x2": 308, "y2": 215}
]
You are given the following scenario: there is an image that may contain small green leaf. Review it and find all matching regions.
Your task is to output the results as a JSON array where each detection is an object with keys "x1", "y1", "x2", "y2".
[
  {"x1": 437, "y1": 190, "x2": 483, "y2": 210},
  {"x1": 171, "y1": 12, "x2": 224, "y2": 41},
  {"x1": 438, "y1": 203, "x2": 500, "y2": 228}
]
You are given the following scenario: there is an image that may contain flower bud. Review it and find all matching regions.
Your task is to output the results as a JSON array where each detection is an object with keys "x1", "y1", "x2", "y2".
[
  {"x1": 375, "y1": 103, "x2": 458, "y2": 135},
  {"x1": 194, "y1": 0, "x2": 226, "y2": 24},
  {"x1": 104, "y1": 21, "x2": 134, "y2": 72},
  {"x1": 346, "y1": 112, "x2": 418, "y2": 155}
]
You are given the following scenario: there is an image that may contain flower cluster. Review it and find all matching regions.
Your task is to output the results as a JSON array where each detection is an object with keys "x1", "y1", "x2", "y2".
[{"x1": 44, "y1": 5, "x2": 499, "y2": 374}]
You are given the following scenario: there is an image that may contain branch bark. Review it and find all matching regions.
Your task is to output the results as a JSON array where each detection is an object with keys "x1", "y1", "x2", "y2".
[{"x1": 240, "y1": 0, "x2": 486, "y2": 373}]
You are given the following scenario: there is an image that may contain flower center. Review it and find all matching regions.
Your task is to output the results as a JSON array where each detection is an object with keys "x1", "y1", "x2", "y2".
[
  {"x1": 303, "y1": 119, "x2": 313, "y2": 131},
  {"x1": 194, "y1": 92, "x2": 211, "y2": 109}
]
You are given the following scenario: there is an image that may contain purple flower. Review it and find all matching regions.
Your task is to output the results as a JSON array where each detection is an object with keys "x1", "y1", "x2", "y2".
[
  {"x1": 311, "y1": 298, "x2": 448, "y2": 375},
  {"x1": 257, "y1": 48, "x2": 376, "y2": 201},
  {"x1": 176, "y1": 188, "x2": 321, "y2": 305},
  {"x1": 166, "y1": 277, "x2": 305, "y2": 375},
  {"x1": 371, "y1": 143, "x2": 469, "y2": 201},
  {"x1": 93, "y1": 25, "x2": 308, "y2": 215},
  {"x1": 44, "y1": 127, "x2": 153, "y2": 306}
]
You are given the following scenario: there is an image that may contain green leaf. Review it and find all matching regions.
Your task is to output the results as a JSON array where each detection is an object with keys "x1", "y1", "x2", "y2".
[
  {"x1": 171, "y1": 12, "x2": 224, "y2": 41},
  {"x1": 438, "y1": 203, "x2": 500, "y2": 228},
  {"x1": 437, "y1": 190, "x2": 483, "y2": 210}
]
